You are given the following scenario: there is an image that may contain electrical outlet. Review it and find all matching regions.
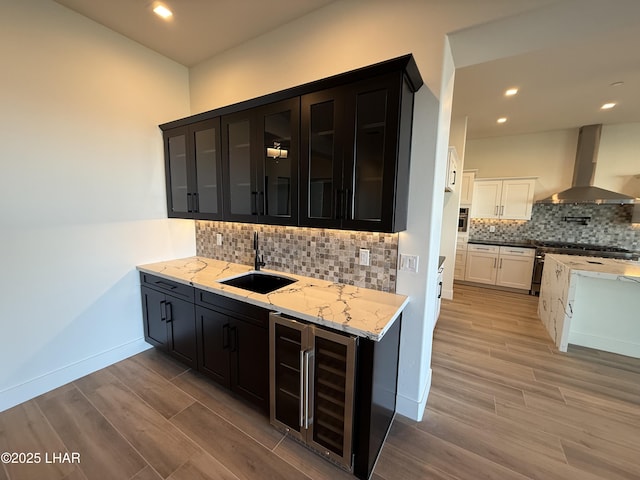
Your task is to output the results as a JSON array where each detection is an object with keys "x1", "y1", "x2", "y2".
[
  {"x1": 359, "y1": 248, "x2": 370, "y2": 266},
  {"x1": 216, "y1": 233, "x2": 223, "y2": 246},
  {"x1": 399, "y1": 254, "x2": 419, "y2": 273},
  {"x1": 489, "y1": 226, "x2": 496, "y2": 233}
]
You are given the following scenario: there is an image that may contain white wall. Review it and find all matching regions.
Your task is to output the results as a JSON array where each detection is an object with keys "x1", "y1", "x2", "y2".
[
  {"x1": 0, "y1": 0, "x2": 194, "y2": 411},
  {"x1": 596, "y1": 123, "x2": 640, "y2": 197},
  {"x1": 464, "y1": 125, "x2": 640, "y2": 200},
  {"x1": 439, "y1": 116, "x2": 468, "y2": 300},
  {"x1": 464, "y1": 129, "x2": 578, "y2": 200}
]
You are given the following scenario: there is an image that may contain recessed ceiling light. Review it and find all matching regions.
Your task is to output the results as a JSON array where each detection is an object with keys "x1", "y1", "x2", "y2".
[
  {"x1": 505, "y1": 88, "x2": 519, "y2": 96},
  {"x1": 497, "y1": 117, "x2": 508, "y2": 124},
  {"x1": 601, "y1": 102, "x2": 616, "y2": 110},
  {"x1": 153, "y1": 4, "x2": 173, "y2": 19}
]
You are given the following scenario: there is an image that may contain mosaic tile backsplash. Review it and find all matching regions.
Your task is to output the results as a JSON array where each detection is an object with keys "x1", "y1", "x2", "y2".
[
  {"x1": 469, "y1": 204, "x2": 640, "y2": 251},
  {"x1": 195, "y1": 221, "x2": 399, "y2": 292}
]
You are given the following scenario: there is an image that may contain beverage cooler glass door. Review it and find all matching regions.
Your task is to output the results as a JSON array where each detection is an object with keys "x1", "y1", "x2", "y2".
[{"x1": 269, "y1": 313, "x2": 357, "y2": 471}]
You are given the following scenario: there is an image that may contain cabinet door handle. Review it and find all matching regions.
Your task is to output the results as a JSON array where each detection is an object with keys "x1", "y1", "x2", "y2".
[
  {"x1": 499, "y1": 258, "x2": 503, "y2": 269},
  {"x1": 160, "y1": 300, "x2": 166, "y2": 321},
  {"x1": 493, "y1": 258, "x2": 497, "y2": 268},
  {"x1": 194, "y1": 192, "x2": 200, "y2": 213},
  {"x1": 438, "y1": 281, "x2": 443, "y2": 299},
  {"x1": 154, "y1": 280, "x2": 177, "y2": 291},
  {"x1": 494, "y1": 205, "x2": 499, "y2": 216},
  {"x1": 165, "y1": 302, "x2": 173, "y2": 323},
  {"x1": 303, "y1": 349, "x2": 314, "y2": 429},
  {"x1": 500, "y1": 205, "x2": 505, "y2": 215},
  {"x1": 187, "y1": 193, "x2": 193, "y2": 213},
  {"x1": 452, "y1": 170, "x2": 457, "y2": 185},
  {"x1": 222, "y1": 324, "x2": 230, "y2": 349},
  {"x1": 335, "y1": 190, "x2": 343, "y2": 220},
  {"x1": 250, "y1": 192, "x2": 258, "y2": 215},
  {"x1": 230, "y1": 326, "x2": 238, "y2": 352},
  {"x1": 299, "y1": 350, "x2": 305, "y2": 428},
  {"x1": 259, "y1": 191, "x2": 265, "y2": 216},
  {"x1": 344, "y1": 189, "x2": 351, "y2": 220}
]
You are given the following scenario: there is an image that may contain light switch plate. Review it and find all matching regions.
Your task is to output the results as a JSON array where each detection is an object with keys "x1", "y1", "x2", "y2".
[
  {"x1": 399, "y1": 254, "x2": 419, "y2": 273},
  {"x1": 489, "y1": 226, "x2": 496, "y2": 233},
  {"x1": 359, "y1": 248, "x2": 370, "y2": 266},
  {"x1": 216, "y1": 233, "x2": 223, "y2": 245}
]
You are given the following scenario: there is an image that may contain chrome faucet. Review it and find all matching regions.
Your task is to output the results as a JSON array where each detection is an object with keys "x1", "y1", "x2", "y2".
[{"x1": 254, "y1": 232, "x2": 265, "y2": 271}]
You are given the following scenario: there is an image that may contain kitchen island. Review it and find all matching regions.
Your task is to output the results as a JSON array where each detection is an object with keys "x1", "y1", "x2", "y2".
[{"x1": 538, "y1": 254, "x2": 640, "y2": 358}]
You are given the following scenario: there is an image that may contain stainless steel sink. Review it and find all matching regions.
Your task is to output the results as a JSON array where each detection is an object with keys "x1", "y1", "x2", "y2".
[{"x1": 219, "y1": 271, "x2": 297, "y2": 294}]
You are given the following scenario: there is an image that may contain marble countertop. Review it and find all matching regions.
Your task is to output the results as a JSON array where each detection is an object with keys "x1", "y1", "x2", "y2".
[
  {"x1": 468, "y1": 239, "x2": 536, "y2": 249},
  {"x1": 546, "y1": 254, "x2": 640, "y2": 281},
  {"x1": 137, "y1": 257, "x2": 409, "y2": 341}
]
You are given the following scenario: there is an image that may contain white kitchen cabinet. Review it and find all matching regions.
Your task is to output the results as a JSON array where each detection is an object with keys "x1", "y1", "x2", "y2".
[
  {"x1": 445, "y1": 147, "x2": 459, "y2": 192},
  {"x1": 464, "y1": 244, "x2": 499, "y2": 285},
  {"x1": 454, "y1": 243, "x2": 467, "y2": 281},
  {"x1": 496, "y1": 246, "x2": 535, "y2": 290},
  {"x1": 471, "y1": 178, "x2": 536, "y2": 220},
  {"x1": 460, "y1": 171, "x2": 475, "y2": 206},
  {"x1": 464, "y1": 244, "x2": 535, "y2": 291}
]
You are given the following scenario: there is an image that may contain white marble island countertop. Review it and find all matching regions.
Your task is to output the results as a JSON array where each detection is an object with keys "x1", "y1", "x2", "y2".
[
  {"x1": 137, "y1": 256, "x2": 409, "y2": 341},
  {"x1": 538, "y1": 254, "x2": 640, "y2": 357}
]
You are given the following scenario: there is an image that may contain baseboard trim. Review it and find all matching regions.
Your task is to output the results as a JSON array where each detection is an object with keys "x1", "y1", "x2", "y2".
[
  {"x1": 395, "y1": 367, "x2": 432, "y2": 421},
  {"x1": 0, "y1": 338, "x2": 151, "y2": 413},
  {"x1": 568, "y1": 333, "x2": 640, "y2": 359}
]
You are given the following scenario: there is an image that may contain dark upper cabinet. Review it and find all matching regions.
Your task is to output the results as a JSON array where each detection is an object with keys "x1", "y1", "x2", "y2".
[
  {"x1": 164, "y1": 118, "x2": 223, "y2": 220},
  {"x1": 300, "y1": 72, "x2": 412, "y2": 232},
  {"x1": 222, "y1": 98, "x2": 299, "y2": 225},
  {"x1": 160, "y1": 55, "x2": 422, "y2": 232}
]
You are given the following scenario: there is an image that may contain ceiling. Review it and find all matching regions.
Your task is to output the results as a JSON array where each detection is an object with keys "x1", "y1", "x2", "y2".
[
  {"x1": 53, "y1": 0, "x2": 337, "y2": 67},
  {"x1": 451, "y1": 3, "x2": 640, "y2": 139},
  {"x1": 53, "y1": 0, "x2": 640, "y2": 140}
]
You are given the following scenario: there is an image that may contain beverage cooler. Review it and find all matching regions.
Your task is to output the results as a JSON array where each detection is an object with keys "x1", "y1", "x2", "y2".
[{"x1": 269, "y1": 312, "x2": 357, "y2": 471}]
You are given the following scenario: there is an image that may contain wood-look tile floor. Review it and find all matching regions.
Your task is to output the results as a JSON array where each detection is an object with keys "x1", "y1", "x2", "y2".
[{"x1": 2, "y1": 284, "x2": 639, "y2": 480}]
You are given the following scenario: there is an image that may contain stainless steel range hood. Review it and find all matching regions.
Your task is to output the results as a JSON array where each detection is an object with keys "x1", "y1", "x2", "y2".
[{"x1": 536, "y1": 124, "x2": 635, "y2": 205}]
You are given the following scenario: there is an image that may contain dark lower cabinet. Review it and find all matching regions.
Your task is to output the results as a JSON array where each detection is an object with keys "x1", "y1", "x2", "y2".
[
  {"x1": 141, "y1": 271, "x2": 401, "y2": 478},
  {"x1": 194, "y1": 286, "x2": 270, "y2": 413},
  {"x1": 140, "y1": 272, "x2": 269, "y2": 413},
  {"x1": 140, "y1": 278, "x2": 197, "y2": 369}
]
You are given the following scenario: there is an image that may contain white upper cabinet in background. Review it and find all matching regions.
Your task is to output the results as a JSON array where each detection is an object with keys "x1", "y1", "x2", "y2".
[
  {"x1": 445, "y1": 147, "x2": 459, "y2": 192},
  {"x1": 471, "y1": 177, "x2": 536, "y2": 220},
  {"x1": 460, "y1": 171, "x2": 475, "y2": 206}
]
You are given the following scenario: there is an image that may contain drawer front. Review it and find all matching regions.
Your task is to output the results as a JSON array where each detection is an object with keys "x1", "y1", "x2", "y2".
[
  {"x1": 196, "y1": 288, "x2": 270, "y2": 328},
  {"x1": 140, "y1": 272, "x2": 194, "y2": 301},
  {"x1": 499, "y1": 246, "x2": 535, "y2": 257},
  {"x1": 467, "y1": 244, "x2": 499, "y2": 254}
]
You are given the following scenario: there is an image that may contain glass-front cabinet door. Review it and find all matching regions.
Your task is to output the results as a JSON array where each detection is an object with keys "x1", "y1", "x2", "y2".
[
  {"x1": 223, "y1": 99, "x2": 299, "y2": 225},
  {"x1": 222, "y1": 113, "x2": 254, "y2": 221},
  {"x1": 163, "y1": 119, "x2": 223, "y2": 220},
  {"x1": 342, "y1": 74, "x2": 400, "y2": 231},
  {"x1": 192, "y1": 119, "x2": 222, "y2": 219},
  {"x1": 164, "y1": 127, "x2": 189, "y2": 216},
  {"x1": 258, "y1": 98, "x2": 299, "y2": 225},
  {"x1": 300, "y1": 88, "x2": 345, "y2": 229}
]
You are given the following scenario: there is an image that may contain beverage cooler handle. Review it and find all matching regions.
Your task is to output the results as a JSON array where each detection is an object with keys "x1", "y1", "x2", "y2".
[
  {"x1": 304, "y1": 349, "x2": 313, "y2": 429},
  {"x1": 299, "y1": 350, "x2": 305, "y2": 428}
]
